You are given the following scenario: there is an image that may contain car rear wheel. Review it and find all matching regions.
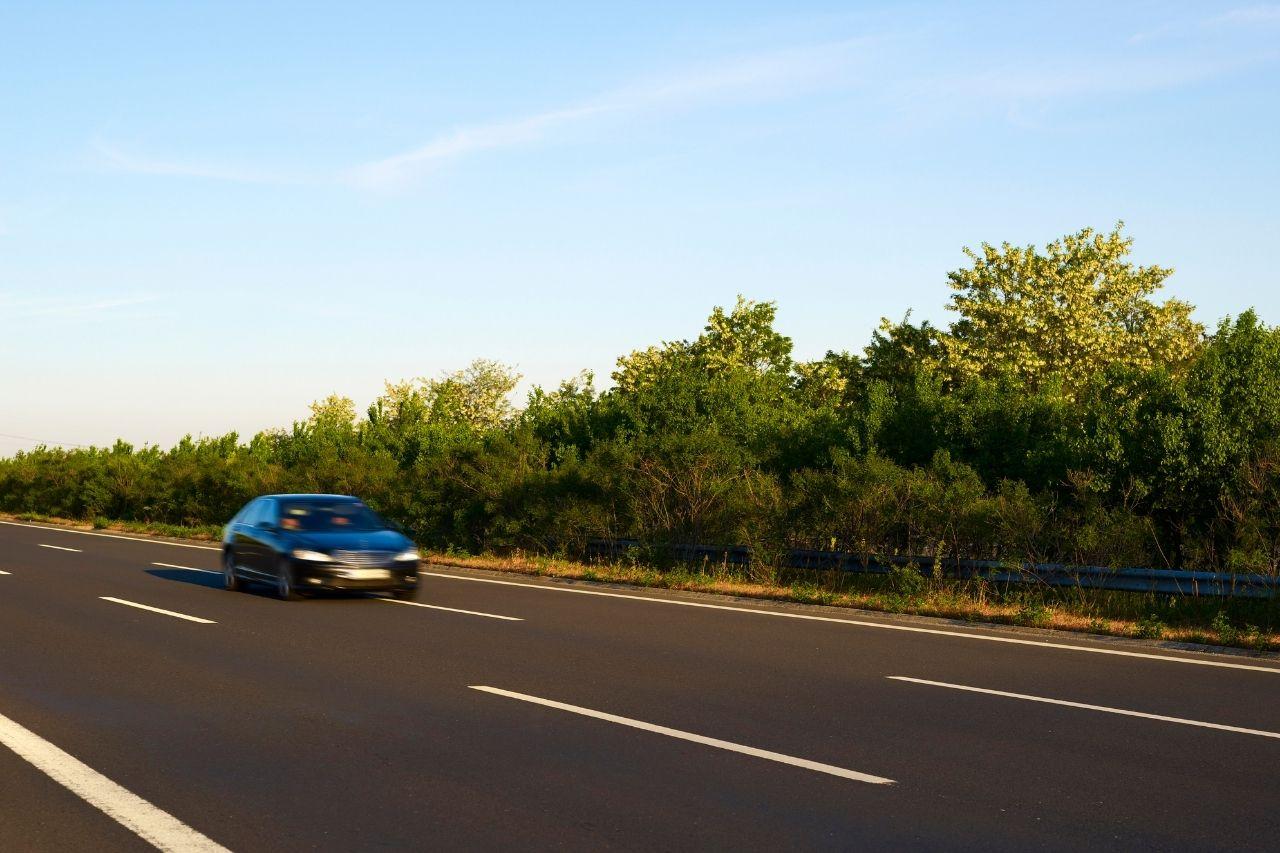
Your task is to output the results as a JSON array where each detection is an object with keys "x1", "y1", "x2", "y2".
[
  {"x1": 275, "y1": 559, "x2": 301, "y2": 601},
  {"x1": 223, "y1": 550, "x2": 242, "y2": 592}
]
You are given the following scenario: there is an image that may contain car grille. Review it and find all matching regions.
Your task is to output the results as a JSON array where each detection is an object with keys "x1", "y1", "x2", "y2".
[{"x1": 330, "y1": 550, "x2": 396, "y2": 567}]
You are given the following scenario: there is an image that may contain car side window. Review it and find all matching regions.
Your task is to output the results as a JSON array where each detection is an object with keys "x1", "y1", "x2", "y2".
[
  {"x1": 240, "y1": 499, "x2": 263, "y2": 527},
  {"x1": 232, "y1": 501, "x2": 253, "y2": 525},
  {"x1": 259, "y1": 499, "x2": 278, "y2": 528}
]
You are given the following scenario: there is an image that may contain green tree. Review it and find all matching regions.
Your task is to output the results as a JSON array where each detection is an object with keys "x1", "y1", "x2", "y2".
[
  {"x1": 691, "y1": 295, "x2": 793, "y2": 375},
  {"x1": 864, "y1": 312, "x2": 941, "y2": 390},
  {"x1": 423, "y1": 359, "x2": 521, "y2": 430},
  {"x1": 611, "y1": 296, "x2": 793, "y2": 392},
  {"x1": 939, "y1": 224, "x2": 1203, "y2": 394},
  {"x1": 307, "y1": 394, "x2": 357, "y2": 428},
  {"x1": 1074, "y1": 311, "x2": 1280, "y2": 564},
  {"x1": 522, "y1": 371, "x2": 597, "y2": 465}
]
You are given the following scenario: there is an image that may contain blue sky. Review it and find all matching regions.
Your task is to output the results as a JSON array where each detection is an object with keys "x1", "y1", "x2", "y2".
[{"x1": 1, "y1": 1, "x2": 1277, "y2": 454}]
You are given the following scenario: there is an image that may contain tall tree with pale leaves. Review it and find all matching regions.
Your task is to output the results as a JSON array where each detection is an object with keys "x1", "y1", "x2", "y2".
[{"x1": 938, "y1": 224, "x2": 1203, "y2": 394}]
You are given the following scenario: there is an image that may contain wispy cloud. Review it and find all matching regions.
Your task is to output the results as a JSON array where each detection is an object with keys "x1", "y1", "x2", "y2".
[
  {"x1": 91, "y1": 18, "x2": 1275, "y2": 193},
  {"x1": 92, "y1": 141, "x2": 309, "y2": 186},
  {"x1": 921, "y1": 53, "x2": 1269, "y2": 103},
  {"x1": 1213, "y1": 4, "x2": 1280, "y2": 25},
  {"x1": 91, "y1": 39, "x2": 869, "y2": 193},
  {"x1": 345, "y1": 38, "x2": 870, "y2": 190},
  {"x1": 1131, "y1": 3, "x2": 1280, "y2": 43},
  {"x1": 0, "y1": 293, "x2": 160, "y2": 320},
  {"x1": 1128, "y1": 22, "x2": 1177, "y2": 44},
  {"x1": 344, "y1": 105, "x2": 607, "y2": 190}
]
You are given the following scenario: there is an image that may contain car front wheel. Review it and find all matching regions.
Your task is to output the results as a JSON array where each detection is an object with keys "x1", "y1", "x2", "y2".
[
  {"x1": 275, "y1": 559, "x2": 301, "y2": 601},
  {"x1": 223, "y1": 550, "x2": 242, "y2": 592}
]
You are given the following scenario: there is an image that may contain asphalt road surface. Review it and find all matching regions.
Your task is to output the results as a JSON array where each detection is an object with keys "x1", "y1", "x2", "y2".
[{"x1": 2, "y1": 519, "x2": 1279, "y2": 851}]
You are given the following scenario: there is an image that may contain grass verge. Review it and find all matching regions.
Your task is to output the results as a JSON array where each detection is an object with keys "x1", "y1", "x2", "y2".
[
  {"x1": 4, "y1": 512, "x2": 1276, "y2": 653},
  {"x1": 2, "y1": 511, "x2": 222, "y2": 542},
  {"x1": 423, "y1": 551, "x2": 1280, "y2": 653}
]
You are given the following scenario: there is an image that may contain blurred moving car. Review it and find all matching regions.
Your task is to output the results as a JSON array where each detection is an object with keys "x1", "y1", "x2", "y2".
[{"x1": 222, "y1": 494, "x2": 420, "y2": 601}]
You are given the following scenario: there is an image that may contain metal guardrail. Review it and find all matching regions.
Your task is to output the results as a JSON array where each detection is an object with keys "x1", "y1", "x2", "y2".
[{"x1": 586, "y1": 540, "x2": 1280, "y2": 599}]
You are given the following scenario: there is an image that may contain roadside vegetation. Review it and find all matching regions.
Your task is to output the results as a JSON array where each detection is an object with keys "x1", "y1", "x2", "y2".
[{"x1": 4, "y1": 224, "x2": 1280, "y2": 648}]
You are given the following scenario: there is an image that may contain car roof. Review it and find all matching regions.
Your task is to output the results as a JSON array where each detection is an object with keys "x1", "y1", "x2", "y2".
[{"x1": 260, "y1": 494, "x2": 361, "y2": 501}]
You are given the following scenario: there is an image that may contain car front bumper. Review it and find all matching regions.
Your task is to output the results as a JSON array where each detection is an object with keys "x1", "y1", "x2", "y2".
[{"x1": 291, "y1": 559, "x2": 420, "y2": 592}]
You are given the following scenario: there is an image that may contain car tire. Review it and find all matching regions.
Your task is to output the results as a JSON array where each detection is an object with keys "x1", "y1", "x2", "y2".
[
  {"x1": 275, "y1": 559, "x2": 301, "y2": 601},
  {"x1": 392, "y1": 588, "x2": 417, "y2": 601},
  {"x1": 223, "y1": 550, "x2": 242, "y2": 592}
]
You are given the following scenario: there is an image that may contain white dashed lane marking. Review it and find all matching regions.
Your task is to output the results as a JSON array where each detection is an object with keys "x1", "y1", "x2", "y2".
[
  {"x1": 889, "y1": 677, "x2": 1280, "y2": 739},
  {"x1": 99, "y1": 597, "x2": 217, "y2": 625},
  {"x1": 381, "y1": 598, "x2": 522, "y2": 621},
  {"x1": 152, "y1": 561, "x2": 220, "y2": 575},
  {"x1": 471, "y1": 686, "x2": 895, "y2": 784}
]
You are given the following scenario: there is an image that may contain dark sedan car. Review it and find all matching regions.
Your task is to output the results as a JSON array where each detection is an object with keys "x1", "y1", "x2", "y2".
[{"x1": 222, "y1": 494, "x2": 420, "y2": 600}]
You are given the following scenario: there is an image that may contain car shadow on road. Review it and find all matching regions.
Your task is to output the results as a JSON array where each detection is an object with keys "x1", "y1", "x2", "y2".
[
  {"x1": 146, "y1": 568, "x2": 223, "y2": 590},
  {"x1": 146, "y1": 567, "x2": 385, "y2": 602}
]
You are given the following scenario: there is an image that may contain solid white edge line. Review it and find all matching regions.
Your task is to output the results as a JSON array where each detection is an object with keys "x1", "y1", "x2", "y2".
[
  {"x1": 888, "y1": 677, "x2": 1280, "y2": 739},
  {"x1": 99, "y1": 597, "x2": 216, "y2": 624},
  {"x1": 423, "y1": 572, "x2": 1280, "y2": 675},
  {"x1": 0, "y1": 709, "x2": 229, "y2": 851},
  {"x1": 380, "y1": 598, "x2": 522, "y2": 621},
  {"x1": 470, "y1": 685, "x2": 894, "y2": 784},
  {"x1": 0, "y1": 521, "x2": 219, "y2": 550},
  {"x1": 0, "y1": 569, "x2": 10, "y2": 575},
  {"x1": 152, "y1": 562, "x2": 220, "y2": 575},
  {"x1": 38, "y1": 543, "x2": 82, "y2": 552}
]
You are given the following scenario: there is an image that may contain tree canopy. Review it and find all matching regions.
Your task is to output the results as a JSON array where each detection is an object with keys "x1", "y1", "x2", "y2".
[{"x1": 937, "y1": 224, "x2": 1203, "y2": 394}]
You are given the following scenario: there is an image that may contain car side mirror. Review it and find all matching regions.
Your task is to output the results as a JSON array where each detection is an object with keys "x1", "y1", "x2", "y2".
[{"x1": 257, "y1": 520, "x2": 276, "y2": 531}]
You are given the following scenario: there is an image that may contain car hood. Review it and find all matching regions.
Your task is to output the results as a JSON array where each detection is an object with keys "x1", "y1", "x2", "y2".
[{"x1": 289, "y1": 529, "x2": 412, "y2": 554}]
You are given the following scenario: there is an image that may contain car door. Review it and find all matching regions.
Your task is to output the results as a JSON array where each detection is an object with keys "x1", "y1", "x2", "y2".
[
  {"x1": 251, "y1": 498, "x2": 281, "y2": 575},
  {"x1": 233, "y1": 499, "x2": 267, "y2": 576}
]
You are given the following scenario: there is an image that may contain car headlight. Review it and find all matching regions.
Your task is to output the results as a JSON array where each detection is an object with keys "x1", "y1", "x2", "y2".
[
  {"x1": 292, "y1": 549, "x2": 332, "y2": 562},
  {"x1": 394, "y1": 548, "x2": 421, "y2": 562}
]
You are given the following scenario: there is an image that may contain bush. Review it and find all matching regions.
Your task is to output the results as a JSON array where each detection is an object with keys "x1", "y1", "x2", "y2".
[
  {"x1": 1015, "y1": 600, "x2": 1053, "y2": 628},
  {"x1": 1135, "y1": 614, "x2": 1166, "y2": 640},
  {"x1": 888, "y1": 564, "x2": 927, "y2": 597}
]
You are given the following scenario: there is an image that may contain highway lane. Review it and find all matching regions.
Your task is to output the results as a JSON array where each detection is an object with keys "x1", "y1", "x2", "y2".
[{"x1": 3, "y1": 519, "x2": 1280, "y2": 850}]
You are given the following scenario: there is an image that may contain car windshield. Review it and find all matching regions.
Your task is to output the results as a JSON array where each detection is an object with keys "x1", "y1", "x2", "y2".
[{"x1": 277, "y1": 500, "x2": 386, "y2": 532}]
